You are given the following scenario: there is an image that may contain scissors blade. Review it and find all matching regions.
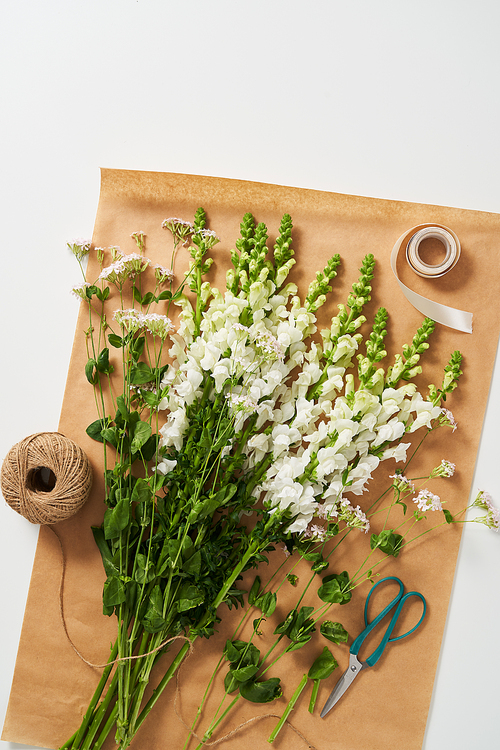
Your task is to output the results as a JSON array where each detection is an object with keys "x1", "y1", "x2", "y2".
[{"x1": 320, "y1": 652, "x2": 365, "y2": 718}]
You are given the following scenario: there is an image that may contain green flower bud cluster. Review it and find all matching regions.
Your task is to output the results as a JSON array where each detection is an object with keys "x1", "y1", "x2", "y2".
[
  {"x1": 272, "y1": 213, "x2": 294, "y2": 281},
  {"x1": 358, "y1": 307, "x2": 388, "y2": 388},
  {"x1": 346, "y1": 253, "x2": 375, "y2": 312},
  {"x1": 229, "y1": 215, "x2": 273, "y2": 297},
  {"x1": 305, "y1": 254, "x2": 341, "y2": 312},
  {"x1": 386, "y1": 317, "x2": 435, "y2": 387},
  {"x1": 428, "y1": 350, "x2": 463, "y2": 405}
]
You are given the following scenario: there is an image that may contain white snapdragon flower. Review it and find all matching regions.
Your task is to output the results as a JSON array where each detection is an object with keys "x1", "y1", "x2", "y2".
[
  {"x1": 380, "y1": 442, "x2": 411, "y2": 463},
  {"x1": 346, "y1": 454, "x2": 380, "y2": 495},
  {"x1": 253, "y1": 400, "x2": 273, "y2": 430},
  {"x1": 271, "y1": 424, "x2": 301, "y2": 457},
  {"x1": 303, "y1": 420, "x2": 330, "y2": 451},
  {"x1": 322, "y1": 479, "x2": 344, "y2": 504},
  {"x1": 200, "y1": 341, "x2": 222, "y2": 371},
  {"x1": 360, "y1": 412, "x2": 377, "y2": 431},
  {"x1": 160, "y1": 407, "x2": 189, "y2": 451},
  {"x1": 287, "y1": 514, "x2": 310, "y2": 534},
  {"x1": 175, "y1": 366, "x2": 204, "y2": 405},
  {"x1": 293, "y1": 397, "x2": 322, "y2": 432},
  {"x1": 372, "y1": 418, "x2": 406, "y2": 447},
  {"x1": 268, "y1": 453, "x2": 311, "y2": 482},
  {"x1": 335, "y1": 426, "x2": 357, "y2": 452},
  {"x1": 249, "y1": 280, "x2": 274, "y2": 309},
  {"x1": 351, "y1": 389, "x2": 381, "y2": 418},
  {"x1": 246, "y1": 433, "x2": 271, "y2": 467},
  {"x1": 212, "y1": 359, "x2": 232, "y2": 392},
  {"x1": 276, "y1": 318, "x2": 304, "y2": 349},
  {"x1": 330, "y1": 398, "x2": 354, "y2": 421},
  {"x1": 157, "y1": 458, "x2": 177, "y2": 475},
  {"x1": 316, "y1": 446, "x2": 348, "y2": 481},
  {"x1": 331, "y1": 334, "x2": 359, "y2": 363},
  {"x1": 407, "y1": 392, "x2": 442, "y2": 432},
  {"x1": 319, "y1": 366, "x2": 346, "y2": 399}
]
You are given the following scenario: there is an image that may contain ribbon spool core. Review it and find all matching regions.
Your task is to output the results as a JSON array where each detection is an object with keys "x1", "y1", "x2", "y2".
[{"x1": 406, "y1": 226, "x2": 460, "y2": 278}]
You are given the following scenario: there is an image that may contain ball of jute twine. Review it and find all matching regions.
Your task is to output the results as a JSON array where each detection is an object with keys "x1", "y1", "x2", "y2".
[{"x1": 1, "y1": 432, "x2": 92, "y2": 524}]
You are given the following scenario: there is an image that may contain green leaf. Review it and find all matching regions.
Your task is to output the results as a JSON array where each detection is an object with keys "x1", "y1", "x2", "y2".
[
  {"x1": 370, "y1": 530, "x2": 404, "y2": 557},
  {"x1": 166, "y1": 539, "x2": 182, "y2": 565},
  {"x1": 101, "y1": 427, "x2": 118, "y2": 448},
  {"x1": 108, "y1": 333, "x2": 123, "y2": 349},
  {"x1": 188, "y1": 486, "x2": 234, "y2": 522},
  {"x1": 141, "y1": 433, "x2": 159, "y2": 462},
  {"x1": 125, "y1": 578, "x2": 138, "y2": 610},
  {"x1": 285, "y1": 635, "x2": 313, "y2": 652},
  {"x1": 131, "y1": 477, "x2": 153, "y2": 505},
  {"x1": 248, "y1": 576, "x2": 261, "y2": 606},
  {"x1": 96, "y1": 347, "x2": 113, "y2": 374},
  {"x1": 157, "y1": 290, "x2": 172, "y2": 301},
  {"x1": 183, "y1": 550, "x2": 202, "y2": 577},
  {"x1": 131, "y1": 421, "x2": 152, "y2": 453},
  {"x1": 102, "y1": 576, "x2": 126, "y2": 609},
  {"x1": 132, "y1": 285, "x2": 142, "y2": 304},
  {"x1": 104, "y1": 497, "x2": 130, "y2": 540},
  {"x1": 230, "y1": 664, "x2": 260, "y2": 683},
  {"x1": 141, "y1": 291, "x2": 155, "y2": 306},
  {"x1": 254, "y1": 591, "x2": 277, "y2": 617},
  {"x1": 320, "y1": 621, "x2": 349, "y2": 645},
  {"x1": 239, "y1": 677, "x2": 282, "y2": 703},
  {"x1": 274, "y1": 609, "x2": 296, "y2": 635},
  {"x1": 317, "y1": 571, "x2": 352, "y2": 605},
  {"x1": 177, "y1": 583, "x2": 204, "y2": 613},
  {"x1": 130, "y1": 335, "x2": 146, "y2": 360},
  {"x1": 85, "y1": 358, "x2": 98, "y2": 385},
  {"x1": 289, "y1": 606, "x2": 314, "y2": 640},
  {"x1": 307, "y1": 647, "x2": 338, "y2": 681},
  {"x1": 141, "y1": 390, "x2": 160, "y2": 407},
  {"x1": 224, "y1": 640, "x2": 260, "y2": 667},
  {"x1": 224, "y1": 639, "x2": 243, "y2": 663},
  {"x1": 91, "y1": 527, "x2": 119, "y2": 577},
  {"x1": 134, "y1": 553, "x2": 156, "y2": 584},
  {"x1": 443, "y1": 508, "x2": 454, "y2": 524},
  {"x1": 302, "y1": 551, "x2": 323, "y2": 563},
  {"x1": 130, "y1": 362, "x2": 155, "y2": 385},
  {"x1": 143, "y1": 584, "x2": 166, "y2": 632},
  {"x1": 86, "y1": 418, "x2": 110, "y2": 443},
  {"x1": 311, "y1": 559, "x2": 329, "y2": 574},
  {"x1": 223, "y1": 671, "x2": 240, "y2": 695}
]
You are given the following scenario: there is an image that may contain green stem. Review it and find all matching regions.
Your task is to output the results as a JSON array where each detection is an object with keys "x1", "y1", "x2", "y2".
[
  {"x1": 80, "y1": 671, "x2": 119, "y2": 750},
  {"x1": 91, "y1": 703, "x2": 118, "y2": 750},
  {"x1": 67, "y1": 641, "x2": 118, "y2": 749},
  {"x1": 268, "y1": 674, "x2": 308, "y2": 743},
  {"x1": 131, "y1": 641, "x2": 192, "y2": 737},
  {"x1": 194, "y1": 695, "x2": 240, "y2": 749},
  {"x1": 309, "y1": 679, "x2": 320, "y2": 714}
]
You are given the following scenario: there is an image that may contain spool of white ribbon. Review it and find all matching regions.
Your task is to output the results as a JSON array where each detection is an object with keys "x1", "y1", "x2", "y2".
[{"x1": 391, "y1": 224, "x2": 473, "y2": 333}]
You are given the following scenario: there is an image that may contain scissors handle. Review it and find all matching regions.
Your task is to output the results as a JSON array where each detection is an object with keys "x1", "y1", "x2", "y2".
[{"x1": 350, "y1": 576, "x2": 426, "y2": 667}]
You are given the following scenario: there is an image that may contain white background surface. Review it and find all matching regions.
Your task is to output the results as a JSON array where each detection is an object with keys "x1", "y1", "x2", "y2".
[{"x1": 1, "y1": 1, "x2": 499, "y2": 748}]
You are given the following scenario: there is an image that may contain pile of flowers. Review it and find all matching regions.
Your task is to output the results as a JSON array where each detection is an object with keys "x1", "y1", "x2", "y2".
[{"x1": 61, "y1": 211, "x2": 494, "y2": 749}]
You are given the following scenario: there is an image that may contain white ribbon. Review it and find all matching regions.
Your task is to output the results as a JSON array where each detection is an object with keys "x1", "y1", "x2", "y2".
[{"x1": 391, "y1": 224, "x2": 473, "y2": 333}]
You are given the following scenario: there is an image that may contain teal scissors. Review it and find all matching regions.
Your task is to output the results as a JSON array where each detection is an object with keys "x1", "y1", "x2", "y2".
[{"x1": 320, "y1": 576, "x2": 426, "y2": 718}]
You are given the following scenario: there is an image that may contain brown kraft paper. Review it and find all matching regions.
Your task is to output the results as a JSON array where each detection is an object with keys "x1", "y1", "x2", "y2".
[{"x1": 3, "y1": 168, "x2": 500, "y2": 750}]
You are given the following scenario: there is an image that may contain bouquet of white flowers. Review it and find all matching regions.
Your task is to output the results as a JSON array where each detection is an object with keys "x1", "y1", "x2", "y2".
[{"x1": 62, "y1": 208, "x2": 465, "y2": 750}]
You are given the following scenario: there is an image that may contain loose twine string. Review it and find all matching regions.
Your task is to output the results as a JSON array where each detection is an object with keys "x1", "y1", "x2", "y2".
[{"x1": 2, "y1": 433, "x2": 315, "y2": 747}]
